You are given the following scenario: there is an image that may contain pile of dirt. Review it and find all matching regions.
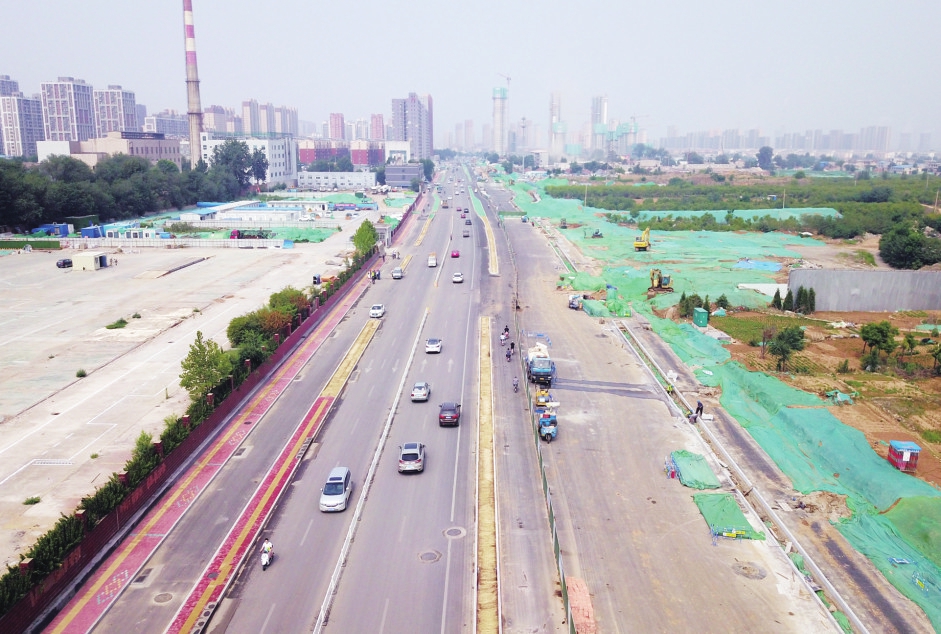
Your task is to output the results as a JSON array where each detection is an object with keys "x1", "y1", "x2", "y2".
[{"x1": 796, "y1": 491, "x2": 853, "y2": 523}]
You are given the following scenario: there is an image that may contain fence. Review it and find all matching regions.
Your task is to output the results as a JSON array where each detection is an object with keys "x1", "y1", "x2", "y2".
[
  {"x1": 59, "y1": 237, "x2": 286, "y2": 250},
  {"x1": 0, "y1": 252, "x2": 378, "y2": 634}
]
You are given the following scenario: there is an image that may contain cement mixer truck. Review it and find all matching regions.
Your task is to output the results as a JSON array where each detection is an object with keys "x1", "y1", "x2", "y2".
[{"x1": 526, "y1": 342, "x2": 556, "y2": 386}]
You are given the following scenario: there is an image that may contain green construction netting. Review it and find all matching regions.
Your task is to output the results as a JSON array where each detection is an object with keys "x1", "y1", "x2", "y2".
[
  {"x1": 499, "y1": 178, "x2": 826, "y2": 311},
  {"x1": 380, "y1": 216, "x2": 401, "y2": 230},
  {"x1": 671, "y1": 450, "x2": 720, "y2": 489},
  {"x1": 837, "y1": 503, "x2": 941, "y2": 628},
  {"x1": 692, "y1": 493, "x2": 765, "y2": 540},
  {"x1": 631, "y1": 208, "x2": 840, "y2": 223},
  {"x1": 264, "y1": 227, "x2": 336, "y2": 242},
  {"x1": 789, "y1": 554, "x2": 853, "y2": 633},
  {"x1": 383, "y1": 196, "x2": 416, "y2": 208}
]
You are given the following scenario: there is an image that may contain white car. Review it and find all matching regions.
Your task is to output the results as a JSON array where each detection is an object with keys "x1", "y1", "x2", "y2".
[
  {"x1": 369, "y1": 304, "x2": 386, "y2": 318},
  {"x1": 410, "y1": 381, "x2": 431, "y2": 402},
  {"x1": 425, "y1": 338, "x2": 443, "y2": 354},
  {"x1": 452, "y1": 272, "x2": 464, "y2": 284}
]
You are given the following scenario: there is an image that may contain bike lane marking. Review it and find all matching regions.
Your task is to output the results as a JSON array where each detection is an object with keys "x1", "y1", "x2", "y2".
[
  {"x1": 167, "y1": 318, "x2": 379, "y2": 634},
  {"x1": 48, "y1": 277, "x2": 370, "y2": 634}
]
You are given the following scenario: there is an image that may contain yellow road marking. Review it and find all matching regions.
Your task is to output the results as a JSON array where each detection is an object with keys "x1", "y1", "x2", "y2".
[
  {"x1": 401, "y1": 254, "x2": 413, "y2": 270},
  {"x1": 476, "y1": 317, "x2": 499, "y2": 631},
  {"x1": 414, "y1": 215, "x2": 434, "y2": 247}
]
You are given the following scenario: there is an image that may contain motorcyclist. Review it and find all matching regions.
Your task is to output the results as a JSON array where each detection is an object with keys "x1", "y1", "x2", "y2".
[
  {"x1": 506, "y1": 348, "x2": 512, "y2": 362},
  {"x1": 513, "y1": 377, "x2": 519, "y2": 392},
  {"x1": 261, "y1": 538, "x2": 273, "y2": 570},
  {"x1": 510, "y1": 342, "x2": 515, "y2": 354}
]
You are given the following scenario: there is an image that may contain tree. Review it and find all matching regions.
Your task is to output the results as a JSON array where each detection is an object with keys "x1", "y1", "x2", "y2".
[
  {"x1": 757, "y1": 146, "x2": 774, "y2": 171},
  {"x1": 767, "y1": 326, "x2": 805, "y2": 371},
  {"x1": 373, "y1": 166, "x2": 386, "y2": 185},
  {"x1": 420, "y1": 158, "x2": 434, "y2": 181},
  {"x1": 796, "y1": 286, "x2": 808, "y2": 313},
  {"x1": 903, "y1": 332, "x2": 917, "y2": 357},
  {"x1": 210, "y1": 139, "x2": 253, "y2": 189},
  {"x1": 859, "y1": 320, "x2": 899, "y2": 359},
  {"x1": 879, "y1": 226, "x2": 932, "y2": 269},
  {"x1": 250, "y1": 148, "x2": 269, "y2": 184},
  {"x1": 808, "y1": 288, "x2": 816, "y2": 313},
  {"x1": 771, "y1": 288, "x2": 782, "y2": 310},
  {"x1": 352, "y1": 219, "x2": 379, "y2": 256},
  {"x1": 179, "y1": 331, "x2": 233, "y2": 401},
  {"x1": 686, "y1": 152, "x2": 704, "y2": 165},
  {"x1": 409, "y1": 177, "x2": 421, "y2": 192},
  {"x1": 715, "y1": 294, "x2": 730, "y2": 309},
  {"x1": 760, "y1": 326, "x2": 777, "y2": 358},
  {"x1": 782, "y1": 288, "x2": 794, "y2": 311},
  {"x1": 569, "y1": 161, "x2": 582, "y2": 174}
]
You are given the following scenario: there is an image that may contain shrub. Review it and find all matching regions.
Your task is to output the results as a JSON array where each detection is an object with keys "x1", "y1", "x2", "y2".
[
  {"x1": 715, "y1": 294, "x2": 730, "y2": 309},
  {"x1": 837, "y1": 359, "x2": 851, "y2": 374},
  {"x1": 105, "y1": 318, "x2": 128, "y2": 329},
  {"x1": 76, "y1": 369, "x2": 87, "y2": 378},
  {"x1": 132, "y1": 312, "x2": 141, "y2": 319},
  {"x1": 23, "y1": 496, "x2": 41, "y2": 505},
  {"x1": 922, "y1": 429, "x2": 941, "y2": 444}
]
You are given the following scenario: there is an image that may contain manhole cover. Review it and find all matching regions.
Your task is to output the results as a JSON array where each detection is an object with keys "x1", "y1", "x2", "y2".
[
  {"x1": 420, "y1": 550, "x2": 441, "y2": 563},
  {"x1": 154, "y1": 593, "x2": 173, "y2": 604},
  {"x1": 444, "y1": 527, "x2": 466, "y2": 539},
  {"x1": 732, "y1": 562, "x2": 767, "y2": 580},
  {"x1": 207, "y1": 571, "x2": 220, "y2": 580}
]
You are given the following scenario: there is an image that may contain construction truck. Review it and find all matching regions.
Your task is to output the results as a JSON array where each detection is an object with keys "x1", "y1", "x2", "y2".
[
  {"x1": 526, "y1": 343, "x2": 556, "y2": 386},
  {"x1": 568, "y1": 294, "x2": 583, "y2": 310},
  {"x1": 648, "y1": 268, "x2": 674, "y2": 293},
  {"x1": 634, "y1": 227, "x2": 650, "y2": 251}
]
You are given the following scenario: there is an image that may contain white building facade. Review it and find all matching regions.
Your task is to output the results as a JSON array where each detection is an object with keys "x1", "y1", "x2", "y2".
[{"x1": 200, "y1": 133, "x2": 298, "y2": 185}]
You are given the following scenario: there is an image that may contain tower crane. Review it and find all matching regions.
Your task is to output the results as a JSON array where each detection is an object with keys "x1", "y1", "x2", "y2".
[{"x1": 498, "y1": 73, "x2": 511, "y2": 89}]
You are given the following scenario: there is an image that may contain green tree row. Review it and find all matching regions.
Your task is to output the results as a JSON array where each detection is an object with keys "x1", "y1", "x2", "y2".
[{"x1": 0, "y1": 140, "x2": 268, "y2": 230}]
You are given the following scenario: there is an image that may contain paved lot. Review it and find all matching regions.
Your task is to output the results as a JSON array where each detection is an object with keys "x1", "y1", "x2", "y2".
[{"x1": 0, "y1": 210, "x2": 381, "y2": 567}]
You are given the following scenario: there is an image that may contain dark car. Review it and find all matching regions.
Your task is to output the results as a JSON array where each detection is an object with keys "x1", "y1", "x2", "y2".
[
  {"x1": 56, "y1": 258, "x2": 72, "y2": 268},
  {"x1": 438, "y1": 402, "x2": 461, "y2": 427},
  {"x1": 464, "y1": 219, "x2": 472, "y2": 225}
]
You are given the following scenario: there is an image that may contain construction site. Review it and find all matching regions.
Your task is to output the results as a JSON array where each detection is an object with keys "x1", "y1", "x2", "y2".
[{"x1": 498, "y1": 174, "x2": 941, "y2": 631}]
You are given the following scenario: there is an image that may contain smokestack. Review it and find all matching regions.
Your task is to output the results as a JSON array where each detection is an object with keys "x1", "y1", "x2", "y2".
[{"x1": 183, "y1": 0, "x2": 204, "y2": 168}]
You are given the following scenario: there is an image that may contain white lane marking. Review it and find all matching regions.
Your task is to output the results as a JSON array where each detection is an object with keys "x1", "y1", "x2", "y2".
[
  {"x1": 300, "y1": 519, "x2": 314, "y2": 547},
  {"x1": 379, "y1": 597, "x2": 390, "y2": 634},
  {"x1": 439, "y1": 532, "x2": 455, "y2": 634},
  {"x1": 260, "y1": 602, "x2": 277, "y2": 634}
]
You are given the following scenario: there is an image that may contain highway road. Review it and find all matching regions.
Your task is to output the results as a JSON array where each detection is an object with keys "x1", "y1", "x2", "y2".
[{"x1": 223, "y1": 168, "x2": 483, "y2": 633}]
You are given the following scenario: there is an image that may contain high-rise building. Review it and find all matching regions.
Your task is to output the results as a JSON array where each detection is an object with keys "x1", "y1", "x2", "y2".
[
  {"x1": 549, "y1": 92, "x2": 563, "y2": 158},
  {"x1": 136, "y1": 104, "x2": 147, "y2": 131},
  {"x1": 369, "y1": 114, "x2": 385, "y2": 141},
  {"x1": 40, "y1": 77, "x2": 95, "y2": 142},
  {"x1": 422, "y1": 94, "x2": 433, "y2": 152},
  {"x1": 94, "y1": 85, "x2": 138, "y2": 136},
  {"x1": 481, "y1": 124, "x2": 492, "y2": 152},
  {"x1": 143, "y1": 110, "x2": 189, "y2": 138},
  {"x1": 0, "y1": 75, "x2": 18, "y2": 97},
  {"x1": 203, "y1": 105, "x2": 243, "y2": 135},
  {"x1": 454, "y1": 123, "x2": 463, "y2": 150},
  {"x1": 329, "y1": 113, "x2": 345, "y2": 140},
  {"x1": 242, "y1": 99, "x2": 260, "y2": 136},
  {"x1": 258, "y1": 102, "x2": 276, "y2": 136},
  {"x1": 1, "y1": 91, "x2": 45, "y2": 158},
  {"x1": 390, "y1": 93, "x2": 433, "y2": 160},
  {"x1": 491, "y1": 87, "x2": 507, "y2": 155},
  {"x1": 274, "y1": 106, "x2": 298, "y2": 137},
  {"x1": 464, "y1": 120, "x2": 474, "y2": 151},
  {"x1": 590, "y1": 95, "x2": 608, "y2": 152}
]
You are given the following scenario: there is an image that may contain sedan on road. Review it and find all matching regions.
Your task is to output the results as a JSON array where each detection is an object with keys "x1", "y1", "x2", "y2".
[
  {"x1": 425, "y1": 338, "x2": 443, "y2": 354},
  {"x1": 438, "y1": 402, "x2": 461, "y2": 427},
  {"x1": 398, "y1": 442, "x2": 425, "y2": 473},
  {"x1": 56, "y1": 258, "x2": 72, "y2": 268},
  {"x1": 464, "y1": 219, "x2": 472, "y2": 225},
  {"x1": 451, "y1": 250, "x2": 460, "y2": 258},
  {"x1": 452, "y1": 272, "x2": 464, "y2": 284},
  {"x1": 369, "y1": 304, "x2": 386, "y2": 318},
  {"x1": 410, "y1": 381, "x2": 431, "y2": 402}
]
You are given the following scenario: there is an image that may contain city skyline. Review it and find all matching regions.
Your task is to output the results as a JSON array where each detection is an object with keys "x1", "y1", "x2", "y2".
[{"x1": 2, "y1": 1, "x2": 939, "y2": 154}]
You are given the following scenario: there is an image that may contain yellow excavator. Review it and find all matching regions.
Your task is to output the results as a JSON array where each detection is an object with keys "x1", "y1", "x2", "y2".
[
  {"x1": 648, "y1": 268, "x2": 674, "y2": 293},
  {"x1": 634, "y1": 227, "x2": 650, "y2": 251}
]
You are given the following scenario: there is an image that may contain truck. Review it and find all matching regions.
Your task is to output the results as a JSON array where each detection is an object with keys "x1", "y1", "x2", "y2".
[
  {"x1": 568, "y1": 294, "x2": 583, "y2": 310},
  {"x1": 428, "y1": 252, "x2": 437, "y2": 267},
  {"x1": 442, "y1": 198, "x2": 449, "y2": 209},
  {"x1": 526, "y1": 343, "x2": 556, "y2": 386}
]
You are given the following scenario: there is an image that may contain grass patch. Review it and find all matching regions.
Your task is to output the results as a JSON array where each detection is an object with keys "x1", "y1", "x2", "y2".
[
  {"x1": 76, "y1": 369, "x2": 87, "y2": 378},
  {"x1": 711, "y1": 313, "x2": 817, "y2": 344},
  {"x1": 23, "y1": 496, "x2": 40, "y2": 505},
  {"x1": 90, "y1": 453, "x2": 99, "y2": 459},
  {"x1": 132, "y1": 312, "x2": 141, "y2": 319},
  {"x1": 853, "y1": 250, "x2": 876, "y2": 266},
  {"x1": 105, "y1": 318, "x2": 128, "y2": 329},
  {"x1": 922, "y1": 429, "x2": 941, "y2": 444}
]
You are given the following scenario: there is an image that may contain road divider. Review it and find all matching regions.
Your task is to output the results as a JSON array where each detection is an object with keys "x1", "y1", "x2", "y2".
[
  {"x1": 469, "y1": 188, "x2": 499, "y2": 276},
  {"x1": 168, "y1": 318, "x2": 381, "y2": 634},
  {"x1": 414, "y1": 213, "x2": 435, "y2": 247},
  {"x1": 476, "y1": 317, "x2": 499, "y2": 631}
]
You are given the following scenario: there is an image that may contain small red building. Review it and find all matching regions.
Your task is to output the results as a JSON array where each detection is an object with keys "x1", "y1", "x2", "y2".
[{"x1": 887, "y1": 440, "x2": 921, "y2": 473}]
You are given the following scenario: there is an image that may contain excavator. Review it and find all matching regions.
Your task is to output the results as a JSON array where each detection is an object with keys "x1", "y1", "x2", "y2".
[
  {"x1": 634, "y1": 227, "x2": 651, "y2": 251},
  {"x1": 648, "y1": 268, "x2": 674, "y2": 293}
]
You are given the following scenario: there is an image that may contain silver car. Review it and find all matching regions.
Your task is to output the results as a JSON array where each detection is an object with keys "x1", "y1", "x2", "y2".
[
  {"x1": 398, "y1": 442, "x2": 425, "y2": 473},
  {"x1": 410, "y1": 381, "x2": 431, "y2": 402},
  {"x1": 425, "y1": 338, "x2": 442, "y2": 353},
  {"x1": 319, "y1": 467, "x2": 352, "y2": 512}
]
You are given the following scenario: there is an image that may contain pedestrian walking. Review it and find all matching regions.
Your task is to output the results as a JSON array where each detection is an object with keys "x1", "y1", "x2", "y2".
[{"x1": 695, "y1": 401, "x2": 704, "y2": 417}]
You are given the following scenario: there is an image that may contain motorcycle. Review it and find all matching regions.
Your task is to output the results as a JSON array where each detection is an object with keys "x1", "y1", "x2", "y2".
[
  {"x1": 513, "y1": 378, "x2": 519, "y2": 393},
  {"x1": 500, "y1": 333, "x2": 507, "y2": 346}
]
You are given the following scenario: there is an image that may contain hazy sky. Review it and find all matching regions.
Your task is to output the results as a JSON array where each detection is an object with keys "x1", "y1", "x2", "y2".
[{"x1": 3, "y1": 0, "x2": 938, "y2": 146}]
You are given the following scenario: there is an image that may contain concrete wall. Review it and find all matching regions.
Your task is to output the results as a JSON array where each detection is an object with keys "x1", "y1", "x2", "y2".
[{"x1": 788, "y1": 270, "x2": 941, "y2": 311}]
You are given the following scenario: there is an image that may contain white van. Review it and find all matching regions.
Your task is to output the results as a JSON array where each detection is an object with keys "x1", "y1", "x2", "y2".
[{"x1": 319, "y1": 467, "x2": 352, "y2": 512}]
